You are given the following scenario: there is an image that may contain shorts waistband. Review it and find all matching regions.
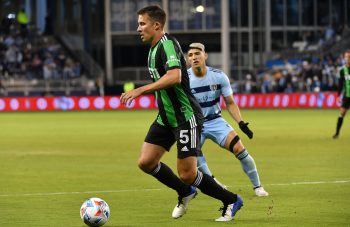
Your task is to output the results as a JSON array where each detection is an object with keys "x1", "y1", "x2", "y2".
[{"x1": 204, "y1": 113, "x2": 221, "y2": 122}]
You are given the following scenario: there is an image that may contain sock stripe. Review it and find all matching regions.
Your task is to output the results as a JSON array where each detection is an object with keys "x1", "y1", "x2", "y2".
[
  {"x1": 236, "y1": 149, "x2": 248, "y2": 160},
  {"x1": 193, "y1": 171, "x2": 203, "y2": 187},
  {"x1": 149, "y1": 163, "x2": 161, "y2": 176}
]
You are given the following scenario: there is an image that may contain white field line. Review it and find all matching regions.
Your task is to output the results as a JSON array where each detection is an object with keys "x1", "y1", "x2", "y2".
[{"x1": 0, "y1": 180, "x2": 349, "y2": 197}]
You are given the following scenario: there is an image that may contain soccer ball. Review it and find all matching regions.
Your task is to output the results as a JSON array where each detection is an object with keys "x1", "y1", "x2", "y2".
[{"x1": 80, "y1": 197, "x2": 110, "y2": 227}]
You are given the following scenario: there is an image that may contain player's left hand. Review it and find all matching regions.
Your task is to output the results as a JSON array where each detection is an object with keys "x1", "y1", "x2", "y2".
[{"x1": 239, "y1": 121, "x2": 253, "y2": 139}]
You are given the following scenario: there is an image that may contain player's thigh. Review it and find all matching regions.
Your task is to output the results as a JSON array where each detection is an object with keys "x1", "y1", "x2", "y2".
[
  {"x1": 140, "y1": 123, "x2": 175, "y2": 171},
  {"x1": 204, "y1": 118, "x2": 233, "y2": 146},
  {"x1": 144, "y1": 122, "x2": 175, "y2": 151},
  {"x1": 138, "y1": 142, "x2": 166, "y2": 171}
]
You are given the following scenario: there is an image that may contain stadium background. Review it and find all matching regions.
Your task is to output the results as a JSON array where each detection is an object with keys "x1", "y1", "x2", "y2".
[
  {"x1": 1, "y1": 1, "x2": 350, "y2": 226},
  {"x1": 1, "y1": 0, "x2": 349, "y2": 110}
]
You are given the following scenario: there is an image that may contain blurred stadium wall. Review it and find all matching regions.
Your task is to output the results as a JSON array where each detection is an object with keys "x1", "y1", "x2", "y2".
[{"x1": 1, "y1": 0, "x2": 350, "y2": 95}]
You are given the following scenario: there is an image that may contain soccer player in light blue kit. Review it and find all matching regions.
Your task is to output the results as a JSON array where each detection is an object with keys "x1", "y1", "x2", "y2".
[{"x1": 187, "y1": 43, "x2": 268, "y2": 196}]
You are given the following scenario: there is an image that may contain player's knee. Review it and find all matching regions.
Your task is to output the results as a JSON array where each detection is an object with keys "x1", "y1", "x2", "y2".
[
  {"x1": 178, "y1": 170, "x2": 196, "y2": 184},
  {"x1": 233, "y1": 143, "x2": 245, "y2": 155},
  {"x1": 229, "y1": 135, "x2": 244, "y2": 154},
  {"x1": 137, "y1": 157, "x2": 155, "y2": 173}
]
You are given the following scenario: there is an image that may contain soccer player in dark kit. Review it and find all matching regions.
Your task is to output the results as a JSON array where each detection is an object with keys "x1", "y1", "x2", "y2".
[
  {"x1": 333, "y1": 50, "x2": 350, "y2": 139},
  {"x1": 120, "y1": 5, "x2": 243, "y2": 222}
]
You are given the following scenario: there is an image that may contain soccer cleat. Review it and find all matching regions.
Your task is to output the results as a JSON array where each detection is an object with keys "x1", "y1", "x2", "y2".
[
  {"x1": 254, "y1": 186, "x2": 269, "y2": 197},
  {"x1": 172, "y1": 186, "x2": 197, "y2": 219},
  {"x1": 332, "y1": 134, "x2": 339, "y2": 139},
  {"x1": 215, "y1": 195, "x2": 243, "y2": 222},
  {"x1": 213, "y1": 177, "x2": 227, "y2": 189}
]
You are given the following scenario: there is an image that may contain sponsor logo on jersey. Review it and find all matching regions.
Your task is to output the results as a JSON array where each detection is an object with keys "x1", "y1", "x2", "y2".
[{"x1": 166, "y1": 55, "x2": 180, "y2": 65}]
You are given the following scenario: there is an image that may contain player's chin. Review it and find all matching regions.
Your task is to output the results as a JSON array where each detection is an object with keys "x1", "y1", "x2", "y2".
[{"x1": 192, "y1": 62, "x2": 200, "y2": 67}]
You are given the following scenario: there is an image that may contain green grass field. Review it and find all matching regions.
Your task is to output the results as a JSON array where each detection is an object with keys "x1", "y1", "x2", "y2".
[{"x1": 0, "y1": 109, "x2": 349, "y2": 226}]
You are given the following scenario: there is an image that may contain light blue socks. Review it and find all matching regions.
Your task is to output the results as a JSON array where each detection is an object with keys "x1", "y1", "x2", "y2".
[{"x1": 236, "y1": 149, "x2": 261, "y2": 188}]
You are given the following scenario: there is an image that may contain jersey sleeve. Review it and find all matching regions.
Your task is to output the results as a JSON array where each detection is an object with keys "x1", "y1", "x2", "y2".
[
  {"x1": 220, "y1": 72, "x2": 233, "y2": 97},
  {"x1": 160, "y1": 40, "x2": 181, "y2": 71}
]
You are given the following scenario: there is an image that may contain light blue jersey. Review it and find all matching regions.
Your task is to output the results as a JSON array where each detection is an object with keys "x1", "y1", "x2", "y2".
[
  {"x1": 189, "y1": 66, "x2": 263, "y2": 190},
  {"x1": 188, "y1": 67, "x2": 232, "y2": 119},
  {"x1": 188, "y1": 66, "x2": 234, "y2": 146}
]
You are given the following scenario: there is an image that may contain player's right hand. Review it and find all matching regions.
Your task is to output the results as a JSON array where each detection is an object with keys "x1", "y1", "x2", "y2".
[{"x1": 239, "y1": 121, "x2": 253, "y2": 139}]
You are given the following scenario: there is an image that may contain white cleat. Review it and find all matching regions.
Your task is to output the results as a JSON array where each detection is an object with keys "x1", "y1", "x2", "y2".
[
  {"x1": 254, "y1": 186, "x2": 269, "y2": 197},
  {"x1": 215, "y1": 195, "x2": 243, "y2": 222},
  {"x1": 172, "y1": 186, "x2": 197, "y2": 219}
]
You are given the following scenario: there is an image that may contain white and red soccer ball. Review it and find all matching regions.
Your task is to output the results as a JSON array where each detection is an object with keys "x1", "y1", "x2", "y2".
[{"x1": 80, "y1": 197, "x2": 110, "y2": 227}]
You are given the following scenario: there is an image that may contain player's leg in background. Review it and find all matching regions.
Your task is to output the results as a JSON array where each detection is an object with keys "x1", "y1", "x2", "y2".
[
  {"x1": 197, "y1": 154, "x2": 213, "y2": 176},
  {"x1": 223, "y1": 130, "x2": 268, "y2": 196},
  {"x1": 197, "y1": 126, "x2": 227, "y2": 188},
  {"x1": 333, "y1": 107, "x2": 347, "y2": 139},
  {"x1": 197, "y1": 134, "x2": 214, "y2": 176}
]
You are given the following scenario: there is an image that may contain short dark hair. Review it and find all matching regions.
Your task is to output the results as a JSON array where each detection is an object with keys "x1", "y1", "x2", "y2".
[{"x1": 137, "y1": 5, "x2": 166, "y2": 27}]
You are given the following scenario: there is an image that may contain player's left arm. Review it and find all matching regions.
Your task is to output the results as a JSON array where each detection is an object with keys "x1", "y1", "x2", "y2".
[
  {"x1": 224, "y1": 95, "x2": 242, "y2": 124},
  {"x1": 220, "y1": 73, "x2": 242, "y2": 124},
  {"x1": 221, "y1": 74, "x2": 253, "y2": 139},
  {"x1": 224, "y1": 95, "x2": 254, "y2": 139}
]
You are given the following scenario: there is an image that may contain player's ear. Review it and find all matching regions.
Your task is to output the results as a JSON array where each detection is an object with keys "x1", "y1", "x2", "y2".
[
  {"x1": 154, "y1": 21, "x2": 161, "y2": 31},
  {"x1": 204, "y1": 52, "x2": 208, "y2": 60}
]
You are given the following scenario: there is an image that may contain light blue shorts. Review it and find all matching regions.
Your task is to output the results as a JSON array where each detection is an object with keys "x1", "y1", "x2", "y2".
[{"x1": 201, "y1": 117, "x2": 234, "y2": 147}]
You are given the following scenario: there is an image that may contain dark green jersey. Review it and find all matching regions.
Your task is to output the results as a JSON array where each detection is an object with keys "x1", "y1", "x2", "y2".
[
  {"x1": 338, "y1": 66, "x2": 350, "y2": 98},
  {"x1": 147, "y1": 33, "x2": 203, "y2": 128}
]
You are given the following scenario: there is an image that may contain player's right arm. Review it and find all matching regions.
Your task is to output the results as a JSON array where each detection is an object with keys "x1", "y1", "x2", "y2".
[{"x1": 120, "y1": 69, "x2": 181, "y2": 105}]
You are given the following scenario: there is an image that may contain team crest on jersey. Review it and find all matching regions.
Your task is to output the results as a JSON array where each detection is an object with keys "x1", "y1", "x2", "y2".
[
  {"x1": 191, "y1": 89, "x2": 196, "y2": 94},
  {"x1": 210, "y1": 85, "x2": 218, "y2": 91}
]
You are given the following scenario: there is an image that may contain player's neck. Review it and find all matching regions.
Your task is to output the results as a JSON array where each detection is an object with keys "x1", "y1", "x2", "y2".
[
  {"x1": 193, "y1": 66, "x2": 206, "y2": 78},
  {"x1": 151, "y1": 31, "x2": 165, "y2": 47}
]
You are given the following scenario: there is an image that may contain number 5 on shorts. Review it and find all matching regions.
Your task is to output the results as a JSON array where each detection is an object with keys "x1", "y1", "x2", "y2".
[{"x1": 179, "y1": 130, "x2": 189, "y2": 144}]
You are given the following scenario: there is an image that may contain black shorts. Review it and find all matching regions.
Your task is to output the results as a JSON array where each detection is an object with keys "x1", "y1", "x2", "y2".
[
  {"x1": 341, "y1": 96, "x2": 350, "y2": 109},
  {"x1": 144, "y1": 120, "x2": 203, "y2": 159}
]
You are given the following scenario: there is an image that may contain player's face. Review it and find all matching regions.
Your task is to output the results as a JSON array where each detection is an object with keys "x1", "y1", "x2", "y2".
[
  {"x1": 137, "y1": 14, "x2": 157, "y2": 44},
  {"x1": 187, "y1": 49, "x2": 207, "y2": 69},
  {"x1": 345, "y1": 52, "x2": 350, "y2": 66}
]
